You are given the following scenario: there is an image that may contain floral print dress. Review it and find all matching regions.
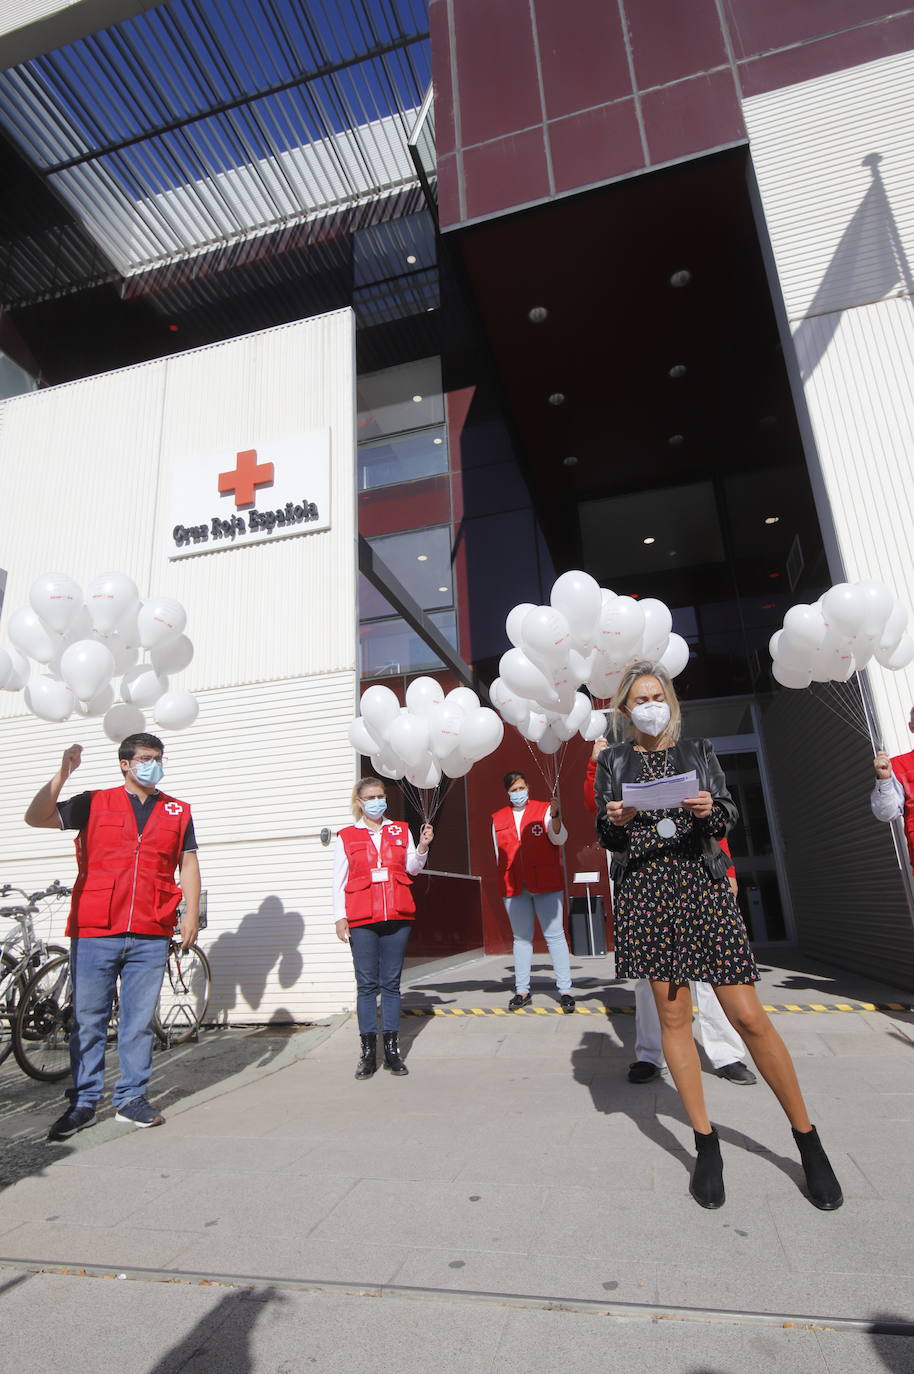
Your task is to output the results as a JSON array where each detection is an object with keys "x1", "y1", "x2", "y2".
[{"x1": 612, "y1": 748, "x2": 758, "y2": 985}]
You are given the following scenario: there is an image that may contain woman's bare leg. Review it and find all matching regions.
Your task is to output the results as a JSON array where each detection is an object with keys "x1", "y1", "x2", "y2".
[
  {"x1": 651, "y1": 980, "x2": 711, "y2": 1134},
  {"x1": 712, "y1": 983, "x2": 811, "y2": 1133}
]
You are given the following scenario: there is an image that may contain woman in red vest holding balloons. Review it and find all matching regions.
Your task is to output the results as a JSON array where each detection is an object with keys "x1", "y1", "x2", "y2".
[
  {"x1": 334, "y1": 778, "x2": 433, "y2": 1080},
  {"x1": 492, "y1": 772, "x2": 575, "y2": 1011}
]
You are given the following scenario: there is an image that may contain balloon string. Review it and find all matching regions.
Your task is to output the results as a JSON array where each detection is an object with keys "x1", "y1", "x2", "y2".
[
  {"x1": 808, "y1": 681, "x2": 872, "y2": 742},
  {"x1": 828, "y1": 677, "x2": 871, "y2": 734}
]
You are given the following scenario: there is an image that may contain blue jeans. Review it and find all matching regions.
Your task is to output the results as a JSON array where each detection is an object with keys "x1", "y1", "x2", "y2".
[
  {"x1": 67, "y1": 934, "x2": 169, "y2": 1109},
  {"x1": 503, "y1": 889, "x2": 572, "y2": 994},
  {"x1": 349, "y1": 920, "x2": 412, "y2": 1033}
]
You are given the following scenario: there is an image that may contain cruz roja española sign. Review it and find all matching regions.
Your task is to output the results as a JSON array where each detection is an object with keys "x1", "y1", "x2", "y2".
[{"x1": 170, "y1": 430, "x2": 331, "y2": 559}]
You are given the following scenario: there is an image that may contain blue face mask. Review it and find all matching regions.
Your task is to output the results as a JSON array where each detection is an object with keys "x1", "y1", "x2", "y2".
[
  {"x1": 509, "y1": 790, "x2": 528, "y2": 808},
  {"x1": 132, "y1": 758, "x2": 164, "y2": 787},
  {"x1": 363, "y1": 798, "x2": 387, "y2": 820}
]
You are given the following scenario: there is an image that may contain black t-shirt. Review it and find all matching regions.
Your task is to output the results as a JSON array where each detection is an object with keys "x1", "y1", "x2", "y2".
[{"x1": 58, "y1": 790, "x2": 198, "y2": 851}]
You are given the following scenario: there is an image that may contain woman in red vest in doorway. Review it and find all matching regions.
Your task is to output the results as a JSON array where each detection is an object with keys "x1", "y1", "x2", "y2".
[
  {"x1": 492, "y1": 772, "x2": 575, "y2": 1012},
  {"x1": 334, "y1": 778, "x2": 433, "y2": 1079}
]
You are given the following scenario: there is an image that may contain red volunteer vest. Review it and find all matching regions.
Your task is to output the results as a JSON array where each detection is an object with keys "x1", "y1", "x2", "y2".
[
  {"x1": 892, "y1": 750, "x2": 914, "y2": 872},
  {"x1": 492, "y1": 800, "x2": 564, "y2": 897},
  {"x1": 340, "y1": 822, "x2": 416, "y2": 927},
  {"x1": 67, "y1": 786, "x2": 191, "y2": 938}
]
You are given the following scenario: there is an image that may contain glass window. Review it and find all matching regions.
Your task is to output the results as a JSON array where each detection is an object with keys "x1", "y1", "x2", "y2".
[
  {"x1": 358, "y1": 424, "x2": 447, "y2": 491},
  {"x1": 357, "y1": 357, "x2": 443, "y2": 440},
  {"x1": 0, "y1": 352, "x2": 38, "y2": 401},
  {"x1": 360, "y1": 610, "x2": 458, "y2": 679},
  {"x1": 366, "y1": 526, "x2": 453, "y2": 611}
]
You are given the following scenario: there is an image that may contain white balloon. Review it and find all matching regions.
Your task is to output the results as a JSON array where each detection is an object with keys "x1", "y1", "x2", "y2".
[
  {"x1": 822, "y1": 583, "x2": 867, "y2": 636},
  {"x1": 568, "y1": 648, "x2": 595, "y2": 684},
  {"x1": 581, "y1": 710, "x2": 608, "y2": 741},
  {"x1": 154, "y1": 689, "x2": 200, "y2": 730},
  {"x1": 505, "y1": 603, "x2": 536, "y2": 649},
  {"x1": 60, "y1": 639, "x2": 116, "y2": 702},
  {"x1": 460, "y1": 706, "x2": 504, "y2": 761},
  {"x1": 440, "y1": 748, "x2": 473, "y2": 779},
  {"x1": 427, "y1": 704, "x2": 465, "y2": 759},
  {"x1": 87, "y1": 572, "x2": 140, "y2": 636},
  {"x1": 360, "y1": 684, "x2": 401, "y2": 737},
  {"x1": 537, "y1": 725, "x2": 562, "y2": 754},
  {"x1": 489, "y1": 677, "x2": 529, "y2": 727},
  {"x1": 107, "y1": 637, "x2": 140, "y2": 675},
  {"x1": 348, "y1": 718, "x2": 379, "y2": 754},
  {"x1": 773, "y1": 631, "x2": 813, "y2": 673},
  {"x1": 499, "y1": 648, "x2": 559, "y2": 707},
  {"x1": 521, "y1": 605, "x2": 571, "y2": 668},
  {"x1": 389, "y1": 712, "x2": 429, "y2": 767},
  {"x1": 24, "y1": 674, "x2": 75, "y2": 722},
  {"x1": 8, "y1": 606, "x2": 57, "y2": 664},
  {"x1": 405, "y1": 675, "x2": 445, "y2": 718},
  {"x1": 772, "y1": 660, "x2": 812, "y2": 689},
  {"x1": 29, "y1": 573, "x2": 83, "y2": 636},
  {"x1": 875, "y1": 631, "x2": 914, "y2": 671},
  {"x1": 445, "y1": 686, "x2": 480, "y2": 715},
  {"x1": 122, "y1": 665, "x2": 169, "y2": 707},
  {"x1": 518, "y1": 711, "x2": 548, "y2": 743},
  {"x1": 639, "y1": 599, "x2": 673, "y2": 662},
  {"x1": 138, "y1": 597, "x2": 187, "y2": 651},
  {"x1": 783, "y1": 603, "x2": 827, "y2": 649},
  {"x1": 0, "y1": 648, "x2": 11, "y2": 690},
  {"x1": 658, "y1": 632, "x2": 690, "y2": 678},
  {"x1": 586, "y1": 654, "x2": 623, "y2": 702},
  {"x1": 3, "y1": 646, "x2": 30, "y2": 691},
  {"x1": 369, "y1": 753, "x2": 403, "y2": 780},
  {"x1": 597, "y1": 595, "x2": 645, "y2": 659},
  {"x1": 565, "y1": 692, "x2": 592, "y2": 733},
  {"x1": 550, "y1": 570, "x2": 602, "y2": 644},
  {"x1": 550, "y1": 717, "x2": 576, "y2": 742},
  {"x1": 79, "y1": 683, "x2": 116, "y2": 717},
  {"x1": 116, "y1": 603, "x2": 142, "y2": 650},
  {"x1": 857, "y1": 580, "x2": 895, "y2": 637},
  {"x1": 879, "y1": 598, "x2": 908, "y2": 652},
  {"x1": 151, "y1": 634, "x2": 194, "y2": 675},
  {"x1": 102, "y1": 702, "x2": 146, "y2": 742},
  {"x1": 406, "y1": 756, "x2": 442, "y2": 789}
]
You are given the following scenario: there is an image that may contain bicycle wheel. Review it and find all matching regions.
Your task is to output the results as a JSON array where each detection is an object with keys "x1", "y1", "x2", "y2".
[
  {"x1": 13, "y1": 953, "x2": 73, "y2": 1082},
  {"x1": 0, "y1": 951, "x2": 20, "y2": 1065},
  {"x1": 153, "y1": 943, "x2": 211, "y2": 1046}
]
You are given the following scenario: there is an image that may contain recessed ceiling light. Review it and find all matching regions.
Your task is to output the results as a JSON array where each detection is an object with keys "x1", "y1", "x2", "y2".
[
  {"x1": 668, "y1": 434, "x2": 685, "y2": 446},
  {"x1": 765, "y1": 515, "x2": 779, "y2": 524},
  {"x1": 668, "y1": 364, "x2": 687, "y2": 379},
  {"x1": 528, "y1": 306, "x2": 548, "y2": 323},
  {"x1": 438, "y1": 586, "x2": 448, "y2": 593},
  {"x1": 562, "y1": 455, "x2": 578, "y2": 467},
  {"x1": 548, "y1": 392, "x2": 565, "y2": 406},
  {"x1": 417, "y1": 554, "x2": 428, "y2": 562},
  {"x1": 643, "y1": 537, "x2": 655, "y2": 545},
  {"x1": 433, "y1": 437, "x2": 443, "y2": 445},
  {"x1": 412, "y1": 395, "x2": 423, "y2": 403},
  {"x1": 406, "y1": 254, "x2": 417, "y2": 264},
  {"x1": 669, "y1": 270, "x2": 691, "y2": 287},
  {"x1": 767, "y1": 571, "x2": 781, "y2": 579}
]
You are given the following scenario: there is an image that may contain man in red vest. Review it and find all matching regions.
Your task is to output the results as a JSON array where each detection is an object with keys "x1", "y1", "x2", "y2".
[
  {"x1": 872, "y1": 705, "x2": 914, "y2": 872},
  {"x1": 26, "y1": 733, "x2": 201, "y2": 1141}
]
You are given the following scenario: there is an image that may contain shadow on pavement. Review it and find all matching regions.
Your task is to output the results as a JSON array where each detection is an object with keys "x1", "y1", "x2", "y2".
[{"x1": 147, "y1": 1286, "x2": 286, "y2": 1374}]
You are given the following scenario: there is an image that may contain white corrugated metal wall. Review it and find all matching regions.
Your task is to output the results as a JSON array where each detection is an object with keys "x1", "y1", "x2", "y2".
[
  {"x1": 0, "y1": 311, "x2": 359, "y2": 1020},
  {"x1": 743, "y1": 51, "x2": 914, "y2": 983}
]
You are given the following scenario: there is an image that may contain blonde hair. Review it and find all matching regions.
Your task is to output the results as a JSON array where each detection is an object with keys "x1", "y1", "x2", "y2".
[
  {"x1": 351, "y1": 776, "x2": 386, "y2": 819},
  {"x1": 612, "y1": 659, "x2": 682, "y2": 746}
]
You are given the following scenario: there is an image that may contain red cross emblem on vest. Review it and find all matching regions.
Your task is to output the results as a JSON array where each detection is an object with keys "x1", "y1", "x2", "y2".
[
  {"x1": 164, "y1": 801, "x2": 183, "y2": 816},
  {"x1": 218, "y1": 449, "x2": 274, "y2": 507},
  {"x1": 388, "y1": 824, "x2": 402, "y2": 836},
  {"x1": 530, "y1": 823, "x2": 544, "y2": 836}
]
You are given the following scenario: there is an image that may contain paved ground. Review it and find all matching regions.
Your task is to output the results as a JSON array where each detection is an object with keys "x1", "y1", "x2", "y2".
[{"x1": 1, "y1": 948, "x2": 914, "y2": 1373}]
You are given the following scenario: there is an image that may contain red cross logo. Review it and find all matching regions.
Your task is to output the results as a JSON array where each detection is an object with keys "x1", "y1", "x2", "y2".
[
  {"x1": 218, "y1": 449, "x2": 274, "y2": 507},
  {"x1": 164, "y1": 802, "x2": 183, "y2": 815}
]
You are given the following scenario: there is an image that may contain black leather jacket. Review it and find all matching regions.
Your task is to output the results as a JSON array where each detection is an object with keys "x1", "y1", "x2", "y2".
[{"x1": 594, "y1": 738, "x2": 738, "y2": 886}]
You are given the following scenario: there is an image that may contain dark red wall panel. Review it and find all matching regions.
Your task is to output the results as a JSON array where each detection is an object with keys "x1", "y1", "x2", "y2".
[
  {"x1": 627, "y1": 0, "x2": 729, "y2": 90},
  {"x1": 548, "y1": 99, "x2": 643, "y2": 195},
  {"x1": 535, "y1": 0, "x2": 630, "y2": 119},
  {"x1": 454, "y1": 0, "x2": 541, "y2": 147}
]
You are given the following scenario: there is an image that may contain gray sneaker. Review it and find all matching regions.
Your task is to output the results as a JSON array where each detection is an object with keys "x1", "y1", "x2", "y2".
[
  {"x1": 47, "y1": 1103, "x2": 97, "y2": 1142},
  {"x1": 115, "y1": 1097, "x2": 164, "y2": 1128}
]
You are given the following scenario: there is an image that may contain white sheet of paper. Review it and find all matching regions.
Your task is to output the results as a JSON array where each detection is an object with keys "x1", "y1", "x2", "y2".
[{"x1": 621, "y1": 769, "x2": 698, "y2": 811}]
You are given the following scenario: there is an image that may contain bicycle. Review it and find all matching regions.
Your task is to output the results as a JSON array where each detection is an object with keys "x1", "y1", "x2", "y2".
[
  {"x1": 12, "y1": 906, "x2": 212, "y2": 1082},
  {"x1": 0, "y1": 880, "x2": 70, "y2": 1067}
]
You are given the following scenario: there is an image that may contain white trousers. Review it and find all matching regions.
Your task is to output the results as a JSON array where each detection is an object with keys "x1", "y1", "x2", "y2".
[{"x1": 633, "y1": 978, "x2": 747, "y2": 1070}]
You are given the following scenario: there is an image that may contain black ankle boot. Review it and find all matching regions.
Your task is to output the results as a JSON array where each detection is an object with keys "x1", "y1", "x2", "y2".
[
  {"x1": 382, "y1": 1032, "x2": 408, "y2": 1076},
  {"x1": 355, "y1": 1032, "x2": 377, "y2": 1080},
  {"x1": 792, "y1": 1125, "x2": 843, "y2": 1210},
  {"x1": 690, "y1": 1127, "x2": 725, "y2": 1208}
]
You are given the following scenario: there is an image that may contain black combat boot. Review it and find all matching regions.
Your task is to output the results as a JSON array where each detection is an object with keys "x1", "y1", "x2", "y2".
[
  {"x1": 792, "y1": 1125, "x2": 843, "y2": 1210},
  {"x1": 355, "y1": 1032, "x2": 377, "y2": 1080},
  {"x1": 690, "y1": 1127, "x2": 725, "y2": 1208},
  {"x1": 382, "y1": 1032, "x2": 409, "y2": 1075}
]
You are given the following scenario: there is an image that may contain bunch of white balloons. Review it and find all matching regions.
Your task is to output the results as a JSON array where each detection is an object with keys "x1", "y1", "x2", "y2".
[
  {"x1": 770, "y1": 580, "x2": 913, "y2": 688},
  {"x1": 348, "y1": 677, "x2": 504, "y2": 786},
  {"x1": 0, "y1": 571, "x2": 200, "y2": 740},
  {"x1": 489, "y1": 570, "x2": 689, "y2": 754}
]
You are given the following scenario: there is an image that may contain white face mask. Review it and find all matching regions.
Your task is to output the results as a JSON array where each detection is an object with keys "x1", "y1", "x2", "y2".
[{"x1": 630, "y1": 701, "x2": 671, "y2": 737}]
